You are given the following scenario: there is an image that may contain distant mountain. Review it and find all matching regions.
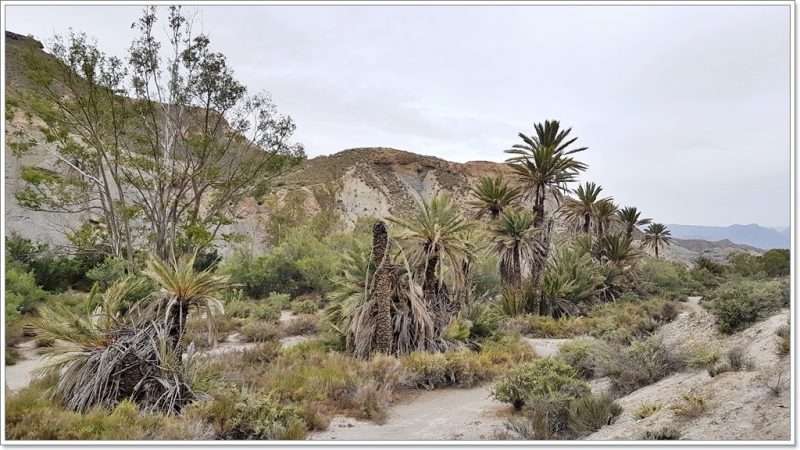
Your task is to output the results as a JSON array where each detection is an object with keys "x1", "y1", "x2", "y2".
[{"x1": 666, "y1": 224, "x2": 790, "y2": 251}]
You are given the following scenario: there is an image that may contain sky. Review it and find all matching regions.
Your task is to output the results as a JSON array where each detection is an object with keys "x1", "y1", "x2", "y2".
[{"x1": 4, "y1": 3, "x2": 792, "y2": 227}]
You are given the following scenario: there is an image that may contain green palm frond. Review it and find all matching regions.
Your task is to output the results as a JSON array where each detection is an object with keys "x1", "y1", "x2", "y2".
[
  {"x1": 468, "y1": 175, "x2": 522, "y2": 220},
  {"x1": 643, "y1": 223, "x2": 673, "y2": 257}
]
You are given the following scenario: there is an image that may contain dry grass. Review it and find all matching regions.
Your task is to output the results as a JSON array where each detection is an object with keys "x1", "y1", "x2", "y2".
[
  {"x1": 670, "y1": 393, "x2": 708, "y2": 418},
  {"x1": 632, "y1": 401, "x2": 662, "y2": 420}
]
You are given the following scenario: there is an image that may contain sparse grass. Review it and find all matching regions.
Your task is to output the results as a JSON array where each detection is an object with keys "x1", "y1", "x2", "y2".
[
  {"x1": 726, "y1": 346, "x2": 755, "y2": 372},
  {"x1": 766, "y1": 372, "x2": 788, "y2": 396},
  {"x1": 776, "y1": 325, "x2": 790, "y2": 356},
  {"x1": 686, "y1": 345, "x2": 721, "y2": 369},
  {"x1": 641, "y1": 426, "x2": 682, "y2": 440},
  {"x1": 670, "y1": 393, "x2": 708, "y2": 418},
  {"x1": 567, "y1": 392, "x2": 622, "y2": 436},
  {"x1": 632, "y1": 401, "x2": 661, "y2": 420}
]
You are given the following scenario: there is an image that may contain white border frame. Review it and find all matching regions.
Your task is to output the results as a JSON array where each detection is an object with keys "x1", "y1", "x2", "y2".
[{"x1": 0, "y1": 0, "x2": 795, "y2": 448}]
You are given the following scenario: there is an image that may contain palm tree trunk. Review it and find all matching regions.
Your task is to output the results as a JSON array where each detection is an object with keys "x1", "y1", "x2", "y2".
[
  {"x1": 583, "y1": 213, "x2": 591, "y2": 234},
  {"x1": 626, "y1": 224, "x2": 633, "y2": 240},
  {"x1": 167, "y1": 301, "x2": 189, "y2": 352},
  {"x1": 371, "y1": 221, "x2": 393, "y2": 354},
  {"x1": 655, "y1": 244, "x2": 659, "y2": 259}
]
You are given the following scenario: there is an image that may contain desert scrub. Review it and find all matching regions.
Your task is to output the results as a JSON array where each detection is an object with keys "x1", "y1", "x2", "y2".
[
  {"x1": 632, "y1": 401, "x2": 661, "y2": 420},
  {"x1": 725, "y1": 346, "x2": 755, "y2": 371},
  {"x1": 583, "y1": 298, "x2": 679, "y2": 343},
  {"x1": 670, "y1": 393, "x2": 708, "y2": 418},
  {"x1": 266, "y1": 291, "x2": 292, "y2": 309},
  {"x1": 641, "y1": 426, "x2": 682, "y2": 440},
  {"x1": 597, "y1": 336, "x2": 685, "y2": 395},
  {"x1": 557, "y1": 338, "x2": 599, "y2": 379},
  {"x1": 281, "y1": 314, "x2": 321, "y2": 336},
  {"x1": 567, "y1": 392, "x2": 622, "y2": 436},
  {"x1": 6, "y1": 379, "x2": 205, "y2": 440},
  {"x1": 776, "y1": 325, "x2": 790, "y2": 355},
  {"x1": 190, "y1": 390, "x2": 307, "y2": 439},
  {"x1": 290, "y1": 299, "x2": 319, "y2": 315},
  {"x1": 241, "y1": 321, "x2": 281, "y2": 342},
  {"x1": 493, "y1": 358, "x2": 589, "y2": 409},
  {"x1": 505, "y1": 314, "x2": 589, "y2": 338},
  {"x1": 708, "y1": 278, "x2": 786, "y2": 333},
  {"x1": 252, "y1": 304, "x2": 281, "y2": 322},
  {"x1": 184, "y1": 314, "x2": 236, "y2": 349}
]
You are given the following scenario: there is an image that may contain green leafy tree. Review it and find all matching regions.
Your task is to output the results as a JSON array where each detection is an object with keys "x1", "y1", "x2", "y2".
[
  {"x1": 9, "y1": 6, "x2": 304, "y2": 263},
  {"x1": 761, "y1": 249, "x2": 790, "y2": 277}
]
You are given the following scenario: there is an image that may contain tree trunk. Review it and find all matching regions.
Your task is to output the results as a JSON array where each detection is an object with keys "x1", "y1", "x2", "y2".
[
  {"x1": 582, "y1": 213, "x2": 591, "y2": 234},
  {"x1": 655, "y1": 245, "x2": 659, "y2": 259},
  {"x1": 167, "y1": 301, "x2": 189, "y2": 353},
  {"x1": 371, "y1": 221, "x2": 393, "y2": 354}
]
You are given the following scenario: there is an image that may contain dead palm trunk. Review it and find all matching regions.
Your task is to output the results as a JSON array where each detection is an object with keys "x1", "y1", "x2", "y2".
[{"x1": 371, "y1": 221, "x2": 393, "y2": 354}]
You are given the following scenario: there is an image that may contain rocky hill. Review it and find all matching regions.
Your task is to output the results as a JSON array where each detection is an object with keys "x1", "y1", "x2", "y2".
[{"x1": 3, "y1": 31, "x2": 761, "y2": 264}]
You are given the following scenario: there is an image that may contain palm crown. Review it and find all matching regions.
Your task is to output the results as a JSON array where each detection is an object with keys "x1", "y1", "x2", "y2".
[
  {"x1": 616, "y1": 206, "x2": 652, "y2": 239},
  {"x1": 643, "y1": 223, "x2": 672, "y2": 258},
  {"x1": 468, "y1": 175, "x2": 522, "y2": 220},
  {"x1": 561, "y1": 182, "x2": 611, "y2": 234}
]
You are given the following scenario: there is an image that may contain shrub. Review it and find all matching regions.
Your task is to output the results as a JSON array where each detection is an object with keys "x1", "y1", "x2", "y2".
[
  {"x1": 641, "y1": 426, "x2": 682, "y2": 440},
  {"x1": 242, "y1": 341, "x2": 282, "y2": 365},
  {"x1": 776, "y1": 325, "x2": 790, "y2": 356},
  {"x1": 726, "y1": 346, "x2": 754, "y2": 371},
  {"x1": 598, "y1": 336, "x2": 685, "y2": 395},
  {"x1": 507, "y1": 315, "x2": 588, "y2": 338},
  {"x1": 86, "y1": 257, "x2": 128, "y2": 288},
  {"x1": 670, "y1": 393, "x2": 707, "y2": 418},
  {"x1": 252, "y1": 304, "x2": 281, "y2": 322},
  {"x1": 401, "y1": 351, "x2": 491, "y2": 390},
  {"x1": 241, "y1": 321, "x2": 281, "y2": 343},
  {"x1": 266, "y1": 292, "x2": 291, "y2": 309},
  {"x1": 707, "y1": 363, "x2": 731, "y2": 377},
  {"x1": 6, "y1": 261, "x2": 48, "y2": 314},
  {"x1": 568, "y1": 392, "x2": 622, "y2": 436},
  {"x1": 708, "y1": 278, "x2": 786, "y2": 333},
  {"x1": 493, "y1": 358, "x2": 589, "y2": 409},
  {"x1": 692, "y1": 256, "x2": 725, "y2": 276},
  {"x1": 192, "y1": 391, "x2": 307, "y2": 439},
  {"x1": 463, "y1": 301, "x2": 500, "y2": 339},
  {"x1": 224, "y1": 300, "x2": 251, "y2": 319},
  {"x1": 686, "y1": 346, "x2": 721, "y2": 369},
  {"x1": 761, "y1": 249, "x2": 789, "y2": 277},
  {"x1": 558, "y1": 338, "x2": 599, "y2": 379},
  {"x1": 632, "y1": 401, "x2": 661, "y2": 420},
  {"x1": 290, "y1": 299, "x2": 318, "y2": 315},
  {"x1": 281, "y1": 314, "x2": 321, "y2": 336}
]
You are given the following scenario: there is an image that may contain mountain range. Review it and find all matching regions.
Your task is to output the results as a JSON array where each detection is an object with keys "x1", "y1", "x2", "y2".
[{"x1": 666, "y1": 224, "x2": 789, "y2": 251}]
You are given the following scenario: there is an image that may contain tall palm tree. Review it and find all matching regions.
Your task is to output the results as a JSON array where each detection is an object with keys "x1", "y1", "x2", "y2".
[
  {"x1": 491, "y1": 209, "x2": 540, "y2": 290},
  {"x1": 561, "y1": 182, "x2": 610, "y2": 234},
  {"x1": 468, "y1": 175, "x2": 522, "y2": 220},
  {"x1": 593, "y1": 199, "x2": 618, "y2": 239},
  {"x1": 643, "y1": 223, "x2": 673, "y2": 259},
  {"x1": 387, "y1": 194, "x2": 476, "y2": 305},
  {"x1": 616, "y1": 206, "x2": 652, "y2": 240},
  {"x1": 505, "y1": 120, "x2": 588, "y2": 228},
  {"x1": 505, "y1": 120, "x2": 589, "y2": 315}
]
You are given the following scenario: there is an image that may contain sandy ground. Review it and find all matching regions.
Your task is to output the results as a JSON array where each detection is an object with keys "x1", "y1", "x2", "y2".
[
  {"x1": 310, "y1": 384, "x2": 513, "y2": 440},
  {"x1": 585, "y1": 308, "x2": 791, "y2": 441},
  {"x1": 4, "y1": 309, "x2": 312, "y2": 392}
]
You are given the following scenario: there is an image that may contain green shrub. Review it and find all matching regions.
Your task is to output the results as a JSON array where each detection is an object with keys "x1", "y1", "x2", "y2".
[
  {"x1": 267, "y1": 292, "x2": 291, "y2": 309},
  {"x1": 641, "y1": 426, "x2": 682, "y2": 440},
  {"x1": 290, "y1": 299, "x2": 318, "y2": 315},
  {"x1": 6, "y1": 261, "x2": 48, "y2": 314},
  {"x1": 558, "y1": 338, "x2": 599, "y2": 379},
  {"x1": 86, "y1": 257, "x2": 128, "y2": 288},
  {"x1": 463, "y1": 301, "x2": 500, "y2": 339},
  {"x1": 598, "y1": 336, "x2": 684, "y2": 395},
  {"x1": 692, "y1": 256, "x2": 725, "y2": 275},
  {"x1": 225, "y1": 300, "x2": 251, "y2": 319},
  {"x1": 192, "y1": 391, "x2": 307, "y2": 439},
  {"x1": 708, "y1": 278, "x2": 786, "y2": 333},
  {"x1": 568, "y1": 392, "x2": 622, "y2": 436},
  {"x1": 761, "y1": 249, "x2": 790, "y2": 277},
  {"x1": 401, "y1": 351, "x2": 491, "y2": 389},
  {"x1": 252, "y1": 304, "x2": 281, "y2": 322},
  {"x1": 493, "y1": 358, "x2": 589, "y2": 409},
  {"x1": 632, "y1": 401, "x2": 661, "y2": 420},
  {"x1": 241, "y1": 321, "x2": 281, "y2": 342}
]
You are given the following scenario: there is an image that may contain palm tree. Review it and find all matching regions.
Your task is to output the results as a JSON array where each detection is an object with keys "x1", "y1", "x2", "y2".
[
  {"x1": 387, "y1": 194, "x2": 476, "y2": 302},
  {"x1": 561, "y1": 182, "x2": 610, "y2": 234},
  {"x1": 599, "y1": 233, "x2": 641, "y2": 270},
  {"x1": 541, "y1": 246, "x2": 603, "y2": 317},
  {"x1": 643, "y1": 223, "x2": 673, "y2": 259},
  {"x1": 491, "y1": 209, "x2": 540, "y2": 289},
  {"x1": 505, "y1": 120, "x2": 588, "y2": 228},
  {"x1": 505, "y1": 120, "x2": 589, "y2": 314},
  {"x1": 616, "y1": 206, "x2": 652, "y2": 240},
  {"x1": 468, "y1": 175, "x2": 522, "y2": 220},
  {"x1": 593, "y1": 199, "x2": 618, "y2": 239}
]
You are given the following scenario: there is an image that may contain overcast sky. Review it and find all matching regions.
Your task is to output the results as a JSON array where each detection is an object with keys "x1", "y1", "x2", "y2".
[{"x1": 4, "y1": 4, "x2": 791, "y2": 227}]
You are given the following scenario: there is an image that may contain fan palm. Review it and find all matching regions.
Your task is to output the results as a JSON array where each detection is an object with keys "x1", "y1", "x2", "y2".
[
  {"x1": 468, "y1": 175, "x2": 522, "y2": 220},
  {"x1": 490, "y1": 209, "x2": 540, "y2": 289},
  {"x1": 616, "y1": 206, "x2": 652, "y2": 240},
  {"x1": 643, "y1": 223, "x2": 673, "y2": 259},
  {"x1": 599, "y1": 233, "x2": 641, "y2": 270},
  {"x1": 561, "y1": 182, "x2": 610, "y2": 234},
  {"x1": 387, "y1": 194, "x2": 477, "y2": 301},
  {"x1": 592, "y1": 199, "x2": 618, "y2": 239}
]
